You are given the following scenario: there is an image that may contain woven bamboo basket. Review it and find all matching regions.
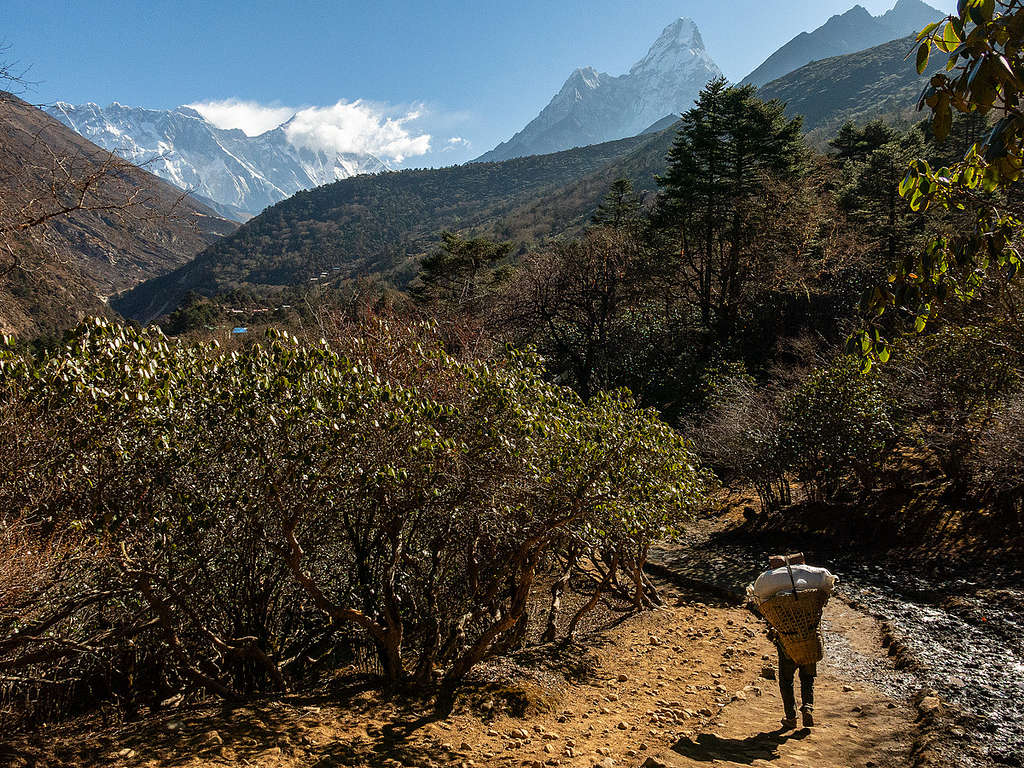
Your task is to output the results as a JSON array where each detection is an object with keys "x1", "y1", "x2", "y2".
[{"x1": 758, "y1": 587, "x2": 829, "y2": 665}]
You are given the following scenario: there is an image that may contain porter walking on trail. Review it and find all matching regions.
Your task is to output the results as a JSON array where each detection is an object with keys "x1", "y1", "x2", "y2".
[{"x1": 747, "y1": 553, "x2": 837, "y2": 730}]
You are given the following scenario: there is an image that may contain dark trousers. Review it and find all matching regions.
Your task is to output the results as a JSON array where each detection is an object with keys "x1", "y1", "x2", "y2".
[{"x1": 777, "y1": 644, "x2": 815, "y2": 719}]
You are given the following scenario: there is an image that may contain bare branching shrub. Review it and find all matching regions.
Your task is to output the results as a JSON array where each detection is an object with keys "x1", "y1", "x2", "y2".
[
  {"x1": 974, "y1": 391, "x2": 1024, "y2": 525},
  {"x1": 692, "y1": 371, "x2": 790, "y2": 513},
  {"x1": 495, "y1": 228, "x2": 678, "y2": 404}
]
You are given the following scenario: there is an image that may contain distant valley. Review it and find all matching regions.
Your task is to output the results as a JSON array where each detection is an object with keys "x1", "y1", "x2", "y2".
[{"x1": 113, "y1": 9, "x2": 947, "y2": 326}]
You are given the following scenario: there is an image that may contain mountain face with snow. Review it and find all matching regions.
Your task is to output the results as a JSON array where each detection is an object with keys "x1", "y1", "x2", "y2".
[
  {"x1": 742, "y1": 0, "x2": 944, "y2": 87},
  {"x1": 45, "y1": 103, "x2": 389, "y2": 220},
  {"x1": 476, "y1": 18, "x2": 722, "y2": 163}
]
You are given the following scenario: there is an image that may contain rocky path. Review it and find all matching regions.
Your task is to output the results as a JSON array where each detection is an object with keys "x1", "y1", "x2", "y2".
[
  {"x1": 9, "y1": 541, "x2": 932, "y2": 768},
  {"x1": 650, "y1": 522, "x2": 1024, "y2": 768},
  {"x1": 8, "y1": 581, "x2": 920, "y2": 768},
  {"x1": 640, "y1": 598, "x2": 917, "y2": 768}
]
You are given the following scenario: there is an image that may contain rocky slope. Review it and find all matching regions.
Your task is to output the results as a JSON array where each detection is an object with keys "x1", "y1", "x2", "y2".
[
  {"x1": 758, "y1": 34, "x2": 946, "y2": 137},
  {"x1": 742, "y1": 0, "x2": 944, "y2": 88},
  {"x1": 0, "y1": 93, "x2": 235, "y2": 337},
  {"x1": 46, "y1": 103, "x2": 389, "y2": 220},
  {"x1": 476, "y1": 18, "x2": 721, "y2": 162}
]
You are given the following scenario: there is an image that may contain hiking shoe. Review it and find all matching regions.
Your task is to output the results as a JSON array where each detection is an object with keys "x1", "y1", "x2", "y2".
[
  {"x1": 801, "y1": 709, "x2": 814, "y2": 728},
  {"x1": 781, "y1": 717, "x2": 798, "y2": 730}
]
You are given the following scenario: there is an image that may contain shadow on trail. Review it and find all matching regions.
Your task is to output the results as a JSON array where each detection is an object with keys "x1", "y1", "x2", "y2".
[{"x1": 671, "y1": 728, "x2": 809, "y2": 764}]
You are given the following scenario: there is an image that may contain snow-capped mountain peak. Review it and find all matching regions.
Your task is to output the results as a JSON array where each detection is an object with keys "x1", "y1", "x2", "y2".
[
  {"x1": 476, "y1": 17, "x2": 722, "y2": 163},
  {"x1": 565, "y1": 67, "x2": 605, "y2": 91},
  {"x1": 45, "y1": 102, "x2": 389, "y2": 220},
  {"x1": 630, "y1": 17, "x2": 707, "y2": 75}
]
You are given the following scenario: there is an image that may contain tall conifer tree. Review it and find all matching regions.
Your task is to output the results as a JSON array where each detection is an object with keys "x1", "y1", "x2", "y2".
[{"x1": 655, "y1": 78, "x2": 805, "y2": 342}]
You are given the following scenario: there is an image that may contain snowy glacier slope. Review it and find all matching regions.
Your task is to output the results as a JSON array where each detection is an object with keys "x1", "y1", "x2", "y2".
[{"x1": 47, "y1": 103, "x2": 389, "y2": 220}]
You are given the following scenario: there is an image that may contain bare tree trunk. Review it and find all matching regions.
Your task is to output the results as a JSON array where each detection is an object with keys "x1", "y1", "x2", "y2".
[
  {"x1": 542, "y1": 549, "x2": 578, "y2": 643},
  {"x1": 567, "y1": 553, "x2": 618, "y2": 638},
  {"x1": 435, "y1": 553, "x2": 540, "y2": 716},
  {"x1": 136, "y1": 578, "x2": 238, "y2": 701}
]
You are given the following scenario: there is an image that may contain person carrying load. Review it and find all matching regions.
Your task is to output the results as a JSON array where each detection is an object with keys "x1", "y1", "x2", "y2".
[{"x1": 747, "y1": 553, "x2": 837, "y2": 730}]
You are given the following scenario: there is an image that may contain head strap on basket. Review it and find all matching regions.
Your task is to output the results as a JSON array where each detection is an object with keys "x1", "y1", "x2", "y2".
[{"x1": 784, "y1": 554, "x2": 800, "y2": 601}]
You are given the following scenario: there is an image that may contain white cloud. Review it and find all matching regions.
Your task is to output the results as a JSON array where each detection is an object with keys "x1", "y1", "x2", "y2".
[
  {"x1": 284, "y1": 100, "x2": 431, "y2": 162},
  {"x1": 187, "y1": 97, "x2": 434, "y2": 163},
  {"x1": 443, "y1": 136, "x2": 471, "y2": 152},
  {"x1": 187, "y1": 99, "x2": 295, "y2": 137}
]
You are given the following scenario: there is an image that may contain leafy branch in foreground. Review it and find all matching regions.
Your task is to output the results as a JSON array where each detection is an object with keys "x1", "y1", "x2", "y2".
[{"x1": 857, "y1": 0, "x2": 1024, "y2": 366}]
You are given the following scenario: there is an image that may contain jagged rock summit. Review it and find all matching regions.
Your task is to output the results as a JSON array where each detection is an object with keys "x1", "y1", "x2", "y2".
[
  {"x1": 741, "y1": 0, "x2": 945, "y2": 87},
  {"x1": 46, "y1": 102, "x2": 389, "y2": 220},
  {"x1": 475, "y1": 17, "x2": 721, "y2": 163}
]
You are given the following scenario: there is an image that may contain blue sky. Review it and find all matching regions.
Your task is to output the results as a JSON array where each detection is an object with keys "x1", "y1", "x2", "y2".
[{"x1": 3, "y1": 0, "x2": 955, "y2": 166}]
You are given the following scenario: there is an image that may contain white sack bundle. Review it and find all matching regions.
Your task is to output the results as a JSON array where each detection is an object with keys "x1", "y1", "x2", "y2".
[{"x1": 747, "y1": 564, "x2": 837, "y2": 602}]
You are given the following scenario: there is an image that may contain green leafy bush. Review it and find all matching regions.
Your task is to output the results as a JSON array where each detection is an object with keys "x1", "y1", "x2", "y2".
[
  {"x1": 893, "y1": 324, "x2": 1019, "y2": 485},
  {"x1": 0, "y1": 319, "x2": 711, "y2": 722}
]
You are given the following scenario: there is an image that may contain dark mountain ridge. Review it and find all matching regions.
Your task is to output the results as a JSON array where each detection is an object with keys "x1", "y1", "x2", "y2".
[
  {"x1": 742, "y1": 0, "x2": 944, "y2": 87},
  {"x1": 758, "y1": 34, "x2": 946, "y2": 138}
]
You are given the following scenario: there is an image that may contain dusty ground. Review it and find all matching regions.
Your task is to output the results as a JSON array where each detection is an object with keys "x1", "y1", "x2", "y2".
[{"x1": 5, "y1": 576, "x2": 919, "y2": 768}]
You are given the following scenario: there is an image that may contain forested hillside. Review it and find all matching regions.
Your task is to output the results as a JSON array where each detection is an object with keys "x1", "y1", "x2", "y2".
[
  {"x1": 758, "y1": 34, "x2": 945, "y2": 140},
  {"x1": 112, "y1": 132, "x2": 660, "y2": 323}
]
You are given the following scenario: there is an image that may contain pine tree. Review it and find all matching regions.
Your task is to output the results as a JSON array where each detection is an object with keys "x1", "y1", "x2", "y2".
[
  {"x1": 829, "y1": 119, "x2": 900, "y2": 163},
  {"x1": 654, "y1": 78, "x2": 806, "y2": 342},
  {"x1": 409, "y1": 231, "x2": 512, "y2": 312},
  {"x1": 836, "y1": 126, "x2": 928, "y2": 273},
  {"x1": 591, "y1": 178, "x2": 642, "y2": 232}
]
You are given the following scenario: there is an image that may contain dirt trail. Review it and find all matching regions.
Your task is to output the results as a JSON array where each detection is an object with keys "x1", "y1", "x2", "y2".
[
  {"x1": 7, "y1": 578, "x2": 919, "y2": 768},
  {"x1": 642, "y1": 599, "x2": 916, "y2": 768}
]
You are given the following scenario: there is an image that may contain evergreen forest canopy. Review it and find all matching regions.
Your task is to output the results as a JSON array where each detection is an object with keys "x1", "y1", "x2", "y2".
[{"x1": 3, "y1": 0, "x2": 1024, "y2": 737}]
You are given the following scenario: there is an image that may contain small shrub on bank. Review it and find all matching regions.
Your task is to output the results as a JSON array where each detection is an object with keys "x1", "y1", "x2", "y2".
[
  {"x1": 694, "y1": 368, "x2": 790, "y2": 513},
  {"x1": 780, "y1": 356, "x2": 901, "y2": 500}
]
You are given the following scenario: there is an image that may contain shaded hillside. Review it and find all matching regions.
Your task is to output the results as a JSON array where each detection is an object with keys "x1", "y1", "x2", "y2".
[
  {"x1": 758, "y1": 34, "x2": 945, "y2": 139},
  {"x1": 742, "y1": 0, "x2": 943, "y2": 87},
  {"x1": 473, "y1": 122, "x2": 677, "y2": 244},
  {"x1": 0, "y1": 93, "x2": 235, "y2": 337},
  {"x1": 113, "y1": 131, "x2": 664, "y2": 324}
]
